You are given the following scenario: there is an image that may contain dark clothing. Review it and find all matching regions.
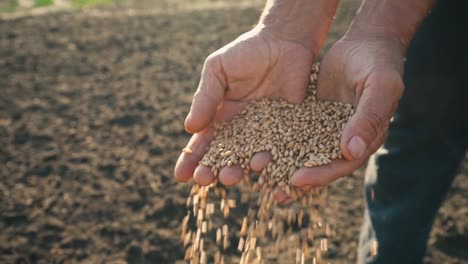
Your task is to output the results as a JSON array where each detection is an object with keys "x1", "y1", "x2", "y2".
[{"x1": 357, "y1": 1, "x2": 468, "y2": 263}]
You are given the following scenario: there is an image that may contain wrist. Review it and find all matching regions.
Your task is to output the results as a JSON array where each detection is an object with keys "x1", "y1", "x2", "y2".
[
  {"x1": 256, "y1": 24, "x2": 319, "y2": 56},
  {"x1": 337, "y1": 34, "x2": 406, "y2": 76},
  {"x1": 257, "y1": 0, "x2": 339, "y2": 55},
  {"x1": 343, "y1": 27, "x2": 407, "y2": 59},
  {"x1": 345, "y1": 0, "x2": 436, "y2": 54}
]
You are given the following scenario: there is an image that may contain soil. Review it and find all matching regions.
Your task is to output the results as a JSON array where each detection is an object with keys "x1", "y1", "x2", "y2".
[{"x1": 0, "y1": 1, "x2": 466, "y2": 263}]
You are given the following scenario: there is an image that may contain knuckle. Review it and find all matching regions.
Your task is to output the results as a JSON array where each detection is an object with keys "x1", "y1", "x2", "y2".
[{"x1": 194, "y1": 87, "x2": 217, "y2": 105}]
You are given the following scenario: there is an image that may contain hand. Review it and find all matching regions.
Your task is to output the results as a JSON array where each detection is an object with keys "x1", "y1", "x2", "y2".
[
  {"x1": 290, "y1": 35, "x2": 405, "y2": 188},
  {"x1": 174, "y1": 27, "x2": 315, "y2": 187}
]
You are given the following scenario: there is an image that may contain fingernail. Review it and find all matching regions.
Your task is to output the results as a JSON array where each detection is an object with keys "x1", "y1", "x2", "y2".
[
  {"x1": 347, "y1": 136, "x2": 367, "y2": 159},
  {"x1": 184, "y1": 113, "x2": 194, "y2": 133}
]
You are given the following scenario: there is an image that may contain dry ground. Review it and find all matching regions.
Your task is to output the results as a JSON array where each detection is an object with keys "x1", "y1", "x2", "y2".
[{"x1": 0, "y1": 1, "x2": 466, "y2": 263}]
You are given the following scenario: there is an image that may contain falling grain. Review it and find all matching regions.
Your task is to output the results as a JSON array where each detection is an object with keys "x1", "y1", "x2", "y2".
[{"x1": 181, "y1": 63, "x2": 355, "y2": 264}]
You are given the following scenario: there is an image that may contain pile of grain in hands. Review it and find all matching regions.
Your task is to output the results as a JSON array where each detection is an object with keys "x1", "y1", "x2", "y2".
[{"x1": 181, "y1": 63, "x2": 355, "y2": 263}]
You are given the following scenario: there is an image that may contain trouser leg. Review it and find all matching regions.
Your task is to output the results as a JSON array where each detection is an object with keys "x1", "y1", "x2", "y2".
[{"x1": 357, "y1": 0, "x2": 468, "y2": 263}]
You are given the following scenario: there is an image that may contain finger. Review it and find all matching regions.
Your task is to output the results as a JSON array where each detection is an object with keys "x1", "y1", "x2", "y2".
[
  {"x1": 291, "y1": 129, "x2": 387, "y2": 187},
  {"x1": 185, "y1": 56, "x2": 226, "y2": 134},
  {"x1": 298, "y1": 185, "x2": 313, "y2": 193},
  {"x1": 174, "y1": 128, "x2": 215, "y2": 183},
  {"x1": 278, "y1": 196, "x2": 294, "y2": 204},
  {"x1": 250, "y1": 152, "x2": 272, "y2": 172},
  {"x1": 291, "y1": 158, "x2": 362, "y2": 188},
  {"x1": 340, "y1": 70, "x2": 403, "y2": 160},
  {"x1": 273, "y1": 187, "x2": 292, "y2": 204},
  {"x1": 193, "y1": 165, "x2": 215, "y2": 186},
  {"x1": 219, "y1": 165, "x2": 243, "y2": 186}
]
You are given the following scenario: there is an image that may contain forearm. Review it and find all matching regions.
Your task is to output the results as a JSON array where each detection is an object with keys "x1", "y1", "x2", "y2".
[
  {"x1": 258, "y1": 0, "x2": 340, "y2": 55},
  {"x1": 346, "y1": 0, "x2": 437, "y2": 53}
]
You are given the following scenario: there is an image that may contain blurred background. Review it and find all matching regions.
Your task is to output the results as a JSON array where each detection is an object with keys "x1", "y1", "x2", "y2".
[{"x1": 0, "y1": 0, "x2": 466, "y2": 263}]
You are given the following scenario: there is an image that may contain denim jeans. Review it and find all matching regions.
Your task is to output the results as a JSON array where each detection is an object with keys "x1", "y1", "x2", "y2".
[{"x1": 357, "y1": 1, "x2": 468, "y2": 263}]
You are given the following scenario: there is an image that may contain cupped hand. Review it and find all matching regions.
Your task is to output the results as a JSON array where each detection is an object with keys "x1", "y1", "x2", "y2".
[
  {"x1": 290, "y1": 36, "x2": 405, "y2": 189},
  {"x1": 174, "y1": 27, "x2": 315, "y2": 187}
]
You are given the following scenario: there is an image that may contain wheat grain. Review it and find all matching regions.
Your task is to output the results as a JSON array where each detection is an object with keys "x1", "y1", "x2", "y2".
[{"x1": 182, "y1": 147, "x2": 193, "y2": 154}]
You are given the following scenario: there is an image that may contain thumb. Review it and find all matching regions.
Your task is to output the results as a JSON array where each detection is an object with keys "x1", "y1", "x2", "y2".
[
  {"x1": 340, "y1": 70, "x2": 403, "y2": 160},
  {"x1": 185, "y1": 55, "x2": 226, "y2": 134}
]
